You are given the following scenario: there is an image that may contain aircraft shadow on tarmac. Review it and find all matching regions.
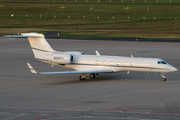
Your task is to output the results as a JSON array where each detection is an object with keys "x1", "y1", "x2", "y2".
[{"x1": 39, "y1": 72, "x2": 161, "y2": 86}]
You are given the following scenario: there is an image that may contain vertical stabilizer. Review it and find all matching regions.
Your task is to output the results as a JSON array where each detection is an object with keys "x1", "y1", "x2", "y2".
[{"x1": 21, "y1": 33, "x2": 56, "y2": 58}]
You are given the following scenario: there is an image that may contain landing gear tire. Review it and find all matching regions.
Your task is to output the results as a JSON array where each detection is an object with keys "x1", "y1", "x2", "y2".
[
  {"x1": 79, "y1": 76, "x2": 86, "y2": 81},
  {"x1": 162, "y1": 78, "x2": 166, "y2": 82},
  {"x1": 90, "y1": 73, "x2": 96, "y2": 79},
  {"x1": 160, "y1": 73, "x2": 166, "y2": 82}
]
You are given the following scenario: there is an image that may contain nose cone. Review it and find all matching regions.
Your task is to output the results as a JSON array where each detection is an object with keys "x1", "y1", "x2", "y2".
[{"x1": 169, "y1": 66, "x2": 178, "y2": 72}]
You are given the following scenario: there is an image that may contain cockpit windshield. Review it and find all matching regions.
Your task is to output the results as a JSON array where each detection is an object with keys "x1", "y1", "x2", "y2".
[{"x1": 158, "y1": 61, "x2": 167, "y2": 64}]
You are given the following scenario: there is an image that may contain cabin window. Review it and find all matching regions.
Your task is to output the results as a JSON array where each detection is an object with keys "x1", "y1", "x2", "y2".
[
  {"x1": 102, "y1": 61, "x2": 106, "y2": 65},
  {"x1": 95, "y1": 61, "x2": 100, "y2": 64},
  {"x1": 110, "y1": 61, "x2": 113, "y2": 65},
  {"x1": 123, "y1": 62, "x2": 127, "y2": 66},
  {"x1": 117, "y1": 62, "x2": 120, "y2": 65},
  {"x1": 130, "y1": 62, "x2": 134, "y2": 66},
  {"x1": 158, "y1": 61, "x2": 167, "y2": 64}
]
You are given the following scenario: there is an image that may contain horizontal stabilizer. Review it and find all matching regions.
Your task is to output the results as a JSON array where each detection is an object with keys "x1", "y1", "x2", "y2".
[
  {"x1": 27, "y1": 63, "x2": 113, "y2": 75},
  {"x1": 5, "y1": 33, "x2": 55, "y2": 58},
  {"x1": 27, "y1": 63, "x2": 38, "y2": 74},
  {"x1": 4, "y1": 35, "x2": 40, "y2": 38}
]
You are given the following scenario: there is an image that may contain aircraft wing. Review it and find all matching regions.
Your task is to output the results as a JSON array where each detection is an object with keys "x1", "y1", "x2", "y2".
[{"x1": 27, "y1": 63, "x2": 113, "y2": 75}]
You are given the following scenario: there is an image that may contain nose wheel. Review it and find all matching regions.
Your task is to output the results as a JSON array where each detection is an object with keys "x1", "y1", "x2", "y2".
[
  {"x1": 162, "y1": 78, "x2": 166, "y2": 82},
  {"x1": 160, "y1": 73, "x2": 166, "y2": 82}
]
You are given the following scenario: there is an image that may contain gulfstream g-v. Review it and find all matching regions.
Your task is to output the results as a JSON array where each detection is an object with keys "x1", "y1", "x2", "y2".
[{"x1": 5, "y1": 33, "x2": 177, "y2": 82}]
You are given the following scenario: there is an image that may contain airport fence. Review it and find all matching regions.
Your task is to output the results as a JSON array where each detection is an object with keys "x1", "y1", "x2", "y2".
[{"x1": 3, "y1": 14, "x2": 179, "y2": 22}]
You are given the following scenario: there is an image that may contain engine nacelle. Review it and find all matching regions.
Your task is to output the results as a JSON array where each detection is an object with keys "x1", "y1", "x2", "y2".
[
  {"x1": 63, "y1": 51, "x2": 84, "y2": 55},
  {"x1": 43, "y1": 53, "x2": 74, "y2": 64}
]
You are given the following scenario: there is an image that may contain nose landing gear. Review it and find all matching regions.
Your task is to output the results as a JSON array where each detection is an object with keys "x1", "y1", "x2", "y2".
[
  {"x1": 160, "y1": 73, "x2": 166, "y2": 82},
  {"x1": 162, "y1": 78, "x2": 166, "y2": 82}
]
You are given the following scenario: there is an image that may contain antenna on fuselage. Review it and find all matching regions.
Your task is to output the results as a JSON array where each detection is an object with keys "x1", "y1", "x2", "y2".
[{"x1": 95, "y1": 51, "x2": 101, "y2": 56}]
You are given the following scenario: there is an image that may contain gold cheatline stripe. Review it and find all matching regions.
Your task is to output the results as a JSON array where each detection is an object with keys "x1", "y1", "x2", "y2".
[{"x1": 32, "y1": 47, "x2": 58, "y2": 53}]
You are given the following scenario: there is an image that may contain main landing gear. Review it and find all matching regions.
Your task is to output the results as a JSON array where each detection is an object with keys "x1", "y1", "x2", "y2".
[
  {"x1": 90, "y1": 73, "x2": 98, "y2": 79},
  {"x1": 79, "y1": 73, "x2": 98, "y2": 81},
  {"x1": 160, "y1": 73, "x2": 166, "y2": 82},
  {"x1": 79, "y1": 73, "x2": 86, "y2": 81}
]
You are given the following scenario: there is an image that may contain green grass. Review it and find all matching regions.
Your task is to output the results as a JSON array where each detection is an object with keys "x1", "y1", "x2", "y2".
[
  {"x1": 1, "y1": 0, "x2": 180, "y2": 4},
  {"x1": 0, "y1": 1, "x2": 180, "y2": 39},
  {"x1": 55, "y1": 31, "x2": 180, "y2": 40}
]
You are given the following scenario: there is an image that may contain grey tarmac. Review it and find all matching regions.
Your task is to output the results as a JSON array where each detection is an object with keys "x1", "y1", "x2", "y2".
[{"x1": 0, "y1": 37, "x2": 179, "y2": 120}]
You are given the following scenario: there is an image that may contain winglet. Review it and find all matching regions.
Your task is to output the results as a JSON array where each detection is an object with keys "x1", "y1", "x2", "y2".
[
  {"x1": 27, "y1": 63, "x2": 38, "y2": 74},
  {"x1": 95, "y1": 50, "x2": 101, "y2": 56}
]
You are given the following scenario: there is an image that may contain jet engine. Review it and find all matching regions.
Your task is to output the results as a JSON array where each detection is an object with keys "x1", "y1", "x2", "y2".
[
  {"x1": 43, "y1": 53, "x2": 74, "y2": 64},
  {"x1": 63, "y1": 51, "x2": 84, "y2": 55}
]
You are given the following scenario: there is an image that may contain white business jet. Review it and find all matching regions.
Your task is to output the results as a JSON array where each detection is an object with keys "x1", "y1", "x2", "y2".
[{"x1": 6, "y1": 33, "x2": 177, "y2": 82}]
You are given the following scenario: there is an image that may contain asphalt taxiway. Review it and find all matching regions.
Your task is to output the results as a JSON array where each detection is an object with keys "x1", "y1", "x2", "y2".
[{"x1": 0, "y1": 37, "x2": 180, "y2": 120}]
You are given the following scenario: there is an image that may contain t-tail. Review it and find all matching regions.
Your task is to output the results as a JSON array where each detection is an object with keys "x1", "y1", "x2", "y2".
[{"x1": 5, "y1": 33, "x2": 57, "y2": 59}]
